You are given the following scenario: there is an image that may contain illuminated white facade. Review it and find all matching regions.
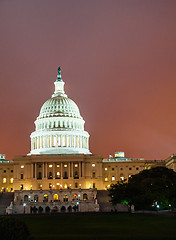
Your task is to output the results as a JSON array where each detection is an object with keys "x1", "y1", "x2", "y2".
[{"x1": 29, "y1": 67, "x2": 91, "y2": 155}]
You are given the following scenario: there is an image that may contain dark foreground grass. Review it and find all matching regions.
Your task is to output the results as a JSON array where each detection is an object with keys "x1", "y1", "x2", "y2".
[{"x1": 6, "y1": 213, "x2": 176, "y2": 240}]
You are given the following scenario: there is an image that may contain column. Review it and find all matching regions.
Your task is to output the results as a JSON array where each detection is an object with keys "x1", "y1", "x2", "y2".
[
  {"x1": 68, "y1": 162, "x2": 70, "y2": 178},
  {"x1": 49, "y1": 135, "x2": 52, "y2": 147},
  {"x1": 45, "y1": 162, "x2": 48, "y2": 179},
  {"x1": 35, "y1": 163, "x2": 37, "y2": 179},
  {"x1": 60, "y1": 162, "x2": 63, "y2": 178},
  {"x1": 53, "y1": 162, "x2": 55, "y2": 179},
  {"x1": 31, "y1": 163, "x2": 34, "y2": 178},
  {"x1": 79, "y1": 162, "x2": 81, "y2": 178},
  {"x1": 37, "y1": 137, "x2": 39, "y2": 149},
  {"x1": 42, "y1": 163, "x2": 45, "y2": 179},
  {"x1": 61, "y1": 135, "x2": 63, "y2": 147},
  {"x1": 82, "y1": 162, "x2": 85, "y2": 177},
  {"x1": 71, "y1": 162, "x2": 73, "y2": 178}
]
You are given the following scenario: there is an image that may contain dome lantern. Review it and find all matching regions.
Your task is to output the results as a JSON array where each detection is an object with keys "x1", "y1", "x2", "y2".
[{"x1": 53, "y1": 66, "x2": 66, "y2": 97}]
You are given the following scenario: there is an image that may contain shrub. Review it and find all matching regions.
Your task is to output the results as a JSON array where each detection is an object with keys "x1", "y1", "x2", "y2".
[
  {"x1": 38, "y1": 206, "x2": 43, "y2": 213},
  {"x1": 0, "y1": 217, "x2": 30, "y2": 240}
]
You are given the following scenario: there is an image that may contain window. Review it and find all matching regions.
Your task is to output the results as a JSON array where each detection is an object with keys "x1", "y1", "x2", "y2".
[
  {"x1": 105, "y1": 168, "x2": 108, "y2": 171},
  {"x1": 3, "y1": 170, "x2": 6, "y2": 173},
  {"x1": 49, "y1": 164, "x2": 52, "y2": 168},
  {"x1": 75, "y1": 164, "x2": 78, "y2": 167},
  {"x1": 129, "y1": 175, "x2": 131, "y2": 178},
  {"x1": 92, "y1": 164, "x2": 95, "y2": 167},
  {"x1": 92, "y1": 172, "x2": 95, "y2": 178},
  {"x1": 64, "y1": 164, "x2": 67, "y2": 168},
  {"x1": 34, "y1": 195, "x2": 38, "y2": 202},
  {"x1": 136, "y1": 167, "x2": 139, "y2": 170},
  {"x1": 38, "y1": 172, "x2": 42, "y2": 179},
  {"x1": 112, "y1": 168, "x2": 114, "y2": 171},
  {"x1": 63, "y1": 171, "x2": 68, "y2": 179},
  {"x1": 21, "y1": 174, "x2": 23, "y2": 179},
  {"x1": 11, "y1": 170, "x2": 13, "y2": 173},
  {"x1": 10, "y1": 178, "x2": 13, "y2": 183},
  {"x1": 120, "y1": 176, "x2": 124, "y2": 181},
  {"x1": 93, "y1": 183, "x2": 95, "y2": 188},
  {"x1": 74, "y1": 171, "x2": 79, "y2": 179},
  {"x1": 83, "y1": 193, "x2": 88, "y2": 200},
  {"x1": 57, "y1": 165, "x2": 60, "y2": 168},
  {"x1": 24, "y1": 195, "x2": 28, "y2": 202},
  {"x1": 3, "y1": 178, "x2": 6, "y2": 183},
  {"x1": 63, "y1": 195, "x2": 68, "y2": 202},
  {"x1": 129, "y1": 167, "x2": 132, "y2": 170},
  {"x1": 21, "y1": 165, "x2": 24, "y2": 169},
  {"x1": 53, "y1": 194, "x2": 59, "y2": 202},
  {"x1": 105, "y1": 177, "x2": 108, "y2": 182},
  {"x1": 120, "y1": 168, "x2": 123, "y2": 170},
  {"x1": 56, "y1": 172, "x2": 60, "y2": 176},
  {"x1": 73, "y1": 194, "x2": 78, "y2": 200},
  {"x1": 48, "y1": 172, "x2": 53, "y2": 179},
  {"x1": 39, "y1": 165, "x2": 42, "y2": 168},
  {"x1": 75, "y1": 183, "x2": 78, "y2": 188},
  {"x1": 112, "y1": 176, "x2": 115, "y2": 181},
  {"x1": 44, "y1": 194, "x2": 48, "y2": 202},
  {"x1": 20, "y1": 184, "x2": 23, "y2": 190}
]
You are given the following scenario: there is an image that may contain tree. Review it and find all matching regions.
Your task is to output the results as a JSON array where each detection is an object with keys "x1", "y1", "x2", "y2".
[{"x1": 109, "y1": 167, "x2": 176, "y2": 210}]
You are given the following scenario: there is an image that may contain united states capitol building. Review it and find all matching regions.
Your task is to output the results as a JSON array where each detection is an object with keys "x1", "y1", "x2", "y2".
[{"x1": 0, "y1": 67, "x2": 176, "y2": 214}]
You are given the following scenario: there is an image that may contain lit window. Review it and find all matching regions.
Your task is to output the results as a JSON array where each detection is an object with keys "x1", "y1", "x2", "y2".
[
  {"x1": 129, "y1": 175, "x2": 131, "y2": 178},
  {"x1": 57, "y1": 172, "x2": 60, "y2": 176},
  {"x1": 105, "y1": 177, "x2": 108, "y2": 182},
  {"x1": 10, "y1": 178, "x2": 13, "y2": 183},
  {"x1": 105, "y1": 168, "x2": 108, "y2": 171},
  {"x1": 21, "y1": 165, "x2": 24, "y2": 169},
  {"x1": 120, "y1": 176, "x2": 124, "y2": 181},
  {"x1": 3, "y1": 178, "x2": 6, "y2": 183},
  {"x1": 92, "y1": 164, "x2": 95, "y2": 167},
  {"x1": 57, "y1": 165, "x2": 60, "y2": 168},
  {"x1": 56, "y1": 183, "x2": 59, "y2": 185},
  {"x1": 64, "y1": 164, "x2": 67, "y2": 168},
  {"x1": 49, "y1": 164, "x2": 53, "y2": 168},
  {"x1": 112, "y1": 176, "x2": 115, "y2": 181},
  {"x1": 75, "y1": 164, "x2": 78, "y2": 167}
]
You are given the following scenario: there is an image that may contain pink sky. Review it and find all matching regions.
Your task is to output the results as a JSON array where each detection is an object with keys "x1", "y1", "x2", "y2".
[{"x1": 1, "y1": 0, "x2": 176, "y2": 160}]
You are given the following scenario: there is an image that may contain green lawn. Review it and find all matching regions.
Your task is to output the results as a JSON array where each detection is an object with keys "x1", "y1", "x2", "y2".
[{"x1": 9, "y1": 213, "x2": 176, "y2": 240}]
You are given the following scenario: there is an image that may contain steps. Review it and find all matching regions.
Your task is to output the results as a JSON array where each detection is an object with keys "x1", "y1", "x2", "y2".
[{"x1": 0, "y1": 192, "x2": 14, "y2": 215}]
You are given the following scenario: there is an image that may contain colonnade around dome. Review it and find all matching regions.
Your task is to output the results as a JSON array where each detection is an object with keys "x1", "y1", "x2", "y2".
[{"x1": 31, "y1": 134, "x2": 89, "y2": 152}]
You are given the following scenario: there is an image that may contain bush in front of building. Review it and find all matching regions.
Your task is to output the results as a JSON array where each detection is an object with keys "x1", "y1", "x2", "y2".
[
  {"x1": 38, "y1": 206, "x2": 43, "y2": 213},
  {"x1": 0, "y1": 217, "x2": 30, "y2": 240}
]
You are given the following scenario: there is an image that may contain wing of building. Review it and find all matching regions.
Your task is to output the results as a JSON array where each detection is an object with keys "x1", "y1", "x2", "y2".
[{"x1": 0, "y1": 67, "x2": 175, "y2": 214}]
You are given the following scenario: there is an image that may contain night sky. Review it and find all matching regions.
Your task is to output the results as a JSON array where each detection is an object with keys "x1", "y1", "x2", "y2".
[{"x1": 1, "y1": 0, "x2": 176, "y2": 160}]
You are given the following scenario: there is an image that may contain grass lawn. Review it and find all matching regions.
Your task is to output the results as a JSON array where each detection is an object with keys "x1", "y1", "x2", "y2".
[{"x1": 6, "y1": 213, "x2": 176, "y2": 240}]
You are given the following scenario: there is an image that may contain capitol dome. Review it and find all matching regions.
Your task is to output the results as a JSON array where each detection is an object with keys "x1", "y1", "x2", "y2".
[{"x1": 29, "y1": 67, "x2": 91, "y2": 155}]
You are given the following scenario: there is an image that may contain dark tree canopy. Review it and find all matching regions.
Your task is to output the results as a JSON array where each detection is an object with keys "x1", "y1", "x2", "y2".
[{"x1": 109, "y1": 167, "x2": 176, "y2": 210}]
